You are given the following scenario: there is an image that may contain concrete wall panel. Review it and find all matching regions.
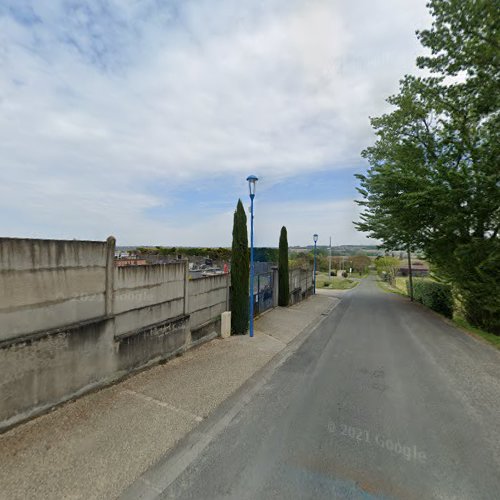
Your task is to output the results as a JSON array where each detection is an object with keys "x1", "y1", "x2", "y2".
[
  {"x1": 113, "y1": 280, "x2": 184, "y2": 315},
  {"x1": 0, "y1": 267, "x2": 106, "y2": 308},
  {"x1": 0, "y1": 239, "x2": 108, "y2": 341},
  {"x1": 0, "y1": 318, "x2": 115, "y2": 428},
  {"x1": 115, "y1": 263, "x2": 185, "y2": 290},
  {"x1": 190, "y1": 302, "x2": 226, "y2": 331},
  {"x1": 113, "y1": 298, "x2": 185, "y2": 337},
  {"x1": 188, "y1": 275, "x2": 228, "y2": 330},
  {"x1": 0, "y1": 238, "x2": 107, "y2": 271},
  {"x1": 189, "y1": 286, "x2": 227, "y2": 314},
  {"x1": 0, "y1": 295, "x2": 106, "y2": 341},
  {"x1": 188, "y1": 275, "x2": 228, "y2": 295}
]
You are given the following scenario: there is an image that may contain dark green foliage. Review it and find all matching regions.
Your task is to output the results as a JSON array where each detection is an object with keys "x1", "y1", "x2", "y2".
[
  {"x1": 448, "y1": 239, "x2": 500, "y2": 334},
  {"x1": 278, "y1": 227, "x2": 289, "y2": 307},
  {"x1": 136, "y1": 246, "x2": 275, "y2": 263},
  {"x1": 254, "y1": 247, "x2": 279, "y2": 262},
  {"x1": 355, "y1": 0, "x2": 500, "y2": 334},
  {"x1": 139, "y1": 246, "x2": 232, "y2": 261},
  {"x1": 351, "y1": 255, "x2": 371, "y2": 273},
  {"x1": 408, "y1": 280, "x2": 453, "y2": 318},
  {"x1": 231, "y1": 199, "x2": 249, "y2": 334}
]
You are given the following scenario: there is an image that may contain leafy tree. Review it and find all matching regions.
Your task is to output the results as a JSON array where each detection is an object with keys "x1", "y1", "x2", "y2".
[
  {"x1": 254, "y1": 247, "x2": 279, "y2": 262},
  {"x1": 351, "y1": 255, "x2": 371, "y2": 274},
  {"x1": 231, "y1": 199, "x2": 249, "y2": 334},
  {"x1": 416, "y1": 0, "x2": 499, "y2": 116},
  {"x1": 356, "y1": 0, "x2": 500, "y2": 333},
  {"x1": 375, "y1": 257, "x2": 400, "y2": 285},
  {"x1": 278, "y1": 226, "x2": 289, "y2": 306}
]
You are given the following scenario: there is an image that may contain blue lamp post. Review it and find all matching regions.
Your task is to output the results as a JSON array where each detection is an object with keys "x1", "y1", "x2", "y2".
[
  {"x1": 313, "y1": 234, "x2": 318, "y2": 294},
  {"x1": 247, "y1": 175, "x2": 258, "y2": 337}
]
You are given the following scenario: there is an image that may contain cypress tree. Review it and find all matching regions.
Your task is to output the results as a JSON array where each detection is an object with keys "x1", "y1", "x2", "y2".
[
  {"x1": 278, "y1": 226, "x2": 289, "y2": 307},
  {"x1": 231, "y1": 199, "x2": 249, "y2": 334}
]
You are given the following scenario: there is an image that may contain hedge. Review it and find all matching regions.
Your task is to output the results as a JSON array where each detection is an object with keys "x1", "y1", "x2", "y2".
[{"x1": 407, "y1": 279, "x2": 453, "y2": 318}]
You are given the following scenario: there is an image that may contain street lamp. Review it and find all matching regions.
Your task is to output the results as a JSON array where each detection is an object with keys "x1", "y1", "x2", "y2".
[
  {"x1": 247, "y1": 175, "x2": 258, "y2": 337},
  {"x1": 313, "y1": 234, "x2": 318, "y2": 294}
]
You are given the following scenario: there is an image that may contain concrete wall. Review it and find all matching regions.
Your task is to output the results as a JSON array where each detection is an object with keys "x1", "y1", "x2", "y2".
[
  {"x1": 0, "y1": 236, "x2": 307, "y2": 431},
  {"x1": 0, "y1": 238, "x2": 228, "y2": 432},
  {"x1": 188, "y1": 274, "x2": 229, "y2": 341},
  {"x1": 0, "y1": 238, "x2": 111, "y2": 342},
  {"x1": 0, "y1": 318, "x2": 116, "y2": 430},
  {"x1": 113, "y1": 263, "x2": 186, "y2": 337},
  {"x1": 289, "y1": 268, "x2": 313, "y2": 305}
]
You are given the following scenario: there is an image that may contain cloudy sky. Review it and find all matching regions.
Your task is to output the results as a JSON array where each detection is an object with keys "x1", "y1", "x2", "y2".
[{"x1": 0, "y1": 0, "x2": 431, "y2": 247}]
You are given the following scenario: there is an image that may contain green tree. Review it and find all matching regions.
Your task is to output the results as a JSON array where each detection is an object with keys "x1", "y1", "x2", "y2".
[
  {"x1": 351, "y1": 255, "x2": 371, "y2": 274},
  {"x1": 231, "y1": 199, "x2": 250, "y2": 334},
  {"x1": 356, "y1": 0, "x2": 500, "y2": 333},
  {"x1": 278, "y1": 226, "x2": 289, "y2": 306},
  {"x1": 375, "y1": 257, "x2": 400, "y2": 285},
  {"x1": 254, "y1": 247, "x2": 279, "y2": 262}
]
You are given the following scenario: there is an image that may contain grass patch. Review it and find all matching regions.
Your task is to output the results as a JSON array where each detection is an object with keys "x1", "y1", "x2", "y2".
[
  {"x1": 394, "y1": 277, "x2": 408, "y2": 294},
  {"x1": 376, "y1": 278, "x2": 407, "y2": 296},
  {"x1": 316, "y1": 273, "x2": 359, "y2": 290},
  {"x1": 452, "y1": 316, "x2": 500, "y2": 350}
]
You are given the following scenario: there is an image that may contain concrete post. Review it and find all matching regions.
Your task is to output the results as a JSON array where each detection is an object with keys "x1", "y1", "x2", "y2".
[
  {"x1": 221, "y1": 311, "x2": 231, "y2": 338},
  {"x1": 105, "y1": 236, "x2": 116, "y2": 316},
  {"x1": 183, "y1": 259, "x2": 192, "y2": 347},
  {"x1": 183, "y1": 259, "x2": 189, "y2": 316},
  {"x1": 225, "y1": 273, "x2": 230, "y2": 311}
]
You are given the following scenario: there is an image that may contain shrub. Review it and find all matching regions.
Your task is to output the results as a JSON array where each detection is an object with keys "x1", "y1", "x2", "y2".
[{"x1": 408, "y1": 279, "x2": 453, "y2": 318}]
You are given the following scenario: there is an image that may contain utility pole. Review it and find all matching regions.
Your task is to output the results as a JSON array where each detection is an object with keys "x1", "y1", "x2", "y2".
[
  {"x1": 407, "y1": 246, "x2": 414, "y2": 302},
  {"x1": 329, "y1": 236, "x2": 332, "y2": 278},
  {"x1": 313, "y1": 234, "x2": 318, "y2": 294}
]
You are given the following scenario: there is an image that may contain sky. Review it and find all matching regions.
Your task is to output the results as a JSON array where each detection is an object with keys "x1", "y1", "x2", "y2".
[{"x1": 0, "y1": 0, "x2": 431, "y2": 247}]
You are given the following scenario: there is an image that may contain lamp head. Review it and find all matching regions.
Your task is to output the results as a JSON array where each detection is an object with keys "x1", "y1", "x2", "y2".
[
  {"x1": 313, "y1": 234, "x2": 318, "y2": 243},
  {"x1": 246, "y1": 175, "x2": 258, "y2": 197}
]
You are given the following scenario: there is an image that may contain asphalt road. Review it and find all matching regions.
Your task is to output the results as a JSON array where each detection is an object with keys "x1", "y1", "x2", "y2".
[{"x1": 127, "y1": 276, "x2": 500, "y2": 500}]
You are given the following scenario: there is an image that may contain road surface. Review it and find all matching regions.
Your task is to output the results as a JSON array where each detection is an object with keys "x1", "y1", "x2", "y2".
[{"x1": 125, "y1": 276, "x2": 500, "y2": 500}]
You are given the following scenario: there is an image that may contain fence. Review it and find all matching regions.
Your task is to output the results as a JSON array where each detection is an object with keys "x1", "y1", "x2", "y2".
[
  {"x1": 252, "y1": 271, "x2": 275, "y2": 316},
  {"x1": 251, "y1": 267, "x2": 313, "y2": 314}
]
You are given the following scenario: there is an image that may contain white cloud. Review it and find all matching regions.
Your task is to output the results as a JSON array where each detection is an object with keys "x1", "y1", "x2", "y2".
[
  {"x1": 254, "y1": 198, "x2": 373, "y2": 247},
  {"x1": 0, "y1": 0, "x2": 430, "y2": 245}
]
